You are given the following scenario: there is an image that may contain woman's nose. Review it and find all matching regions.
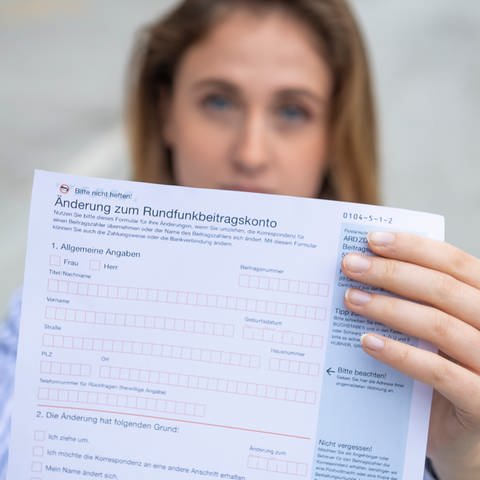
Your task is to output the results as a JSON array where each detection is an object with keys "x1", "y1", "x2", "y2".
[{"x1": 231, "y1": 112, "x2": 271, "y2": 175}]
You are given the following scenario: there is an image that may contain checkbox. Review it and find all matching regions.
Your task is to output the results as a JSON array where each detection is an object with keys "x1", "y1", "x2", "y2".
[
  {"x1": 89, "y1": 260, "x2": 101, "y2": 271},
  {"x1": 49, "y1": 255, "x2": 61, "y2": 266},
  {"x1": 31, "y1": 462, "x2": 42, "y2": 472},
  {"x1": 32, "y1": 446, "x2": 44, "y2": 457},
  {"x1": 33, "y1": 431, "x2": 46, "y2": 441}
]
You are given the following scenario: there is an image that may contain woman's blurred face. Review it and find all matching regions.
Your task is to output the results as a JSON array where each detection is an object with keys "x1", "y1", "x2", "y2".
[{"x1": 162, "y1": 8, "x2": 332, "y2": 197}]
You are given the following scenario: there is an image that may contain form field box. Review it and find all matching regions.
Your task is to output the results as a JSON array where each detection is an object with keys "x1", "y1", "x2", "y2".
[
  {"x1": 89, "y1": 260, "x2": 101, "y2": 271},
  {"x1": 30, "y1": 462, "x2": 42, "y2": 473},
  {"x1": 33, "y1": 431, "x2": 46, "y2": 442},
  {"x1": 49, "y1": 255, "x2": 61, "y2": 266}
]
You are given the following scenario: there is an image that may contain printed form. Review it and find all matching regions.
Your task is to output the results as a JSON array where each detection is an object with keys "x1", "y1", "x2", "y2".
[{"x1": 8, "y1": 170, "x2": 444, "y2": 480}]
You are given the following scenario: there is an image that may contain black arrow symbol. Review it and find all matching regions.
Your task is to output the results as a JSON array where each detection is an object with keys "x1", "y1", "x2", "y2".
[{"x1": 326, "y1": 367, "x2": 335, "y2": 376}]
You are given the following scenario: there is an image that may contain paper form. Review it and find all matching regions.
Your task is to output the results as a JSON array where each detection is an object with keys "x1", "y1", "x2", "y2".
[{"x1": 7, "y1": 170, "x2": 444, "y2": 480}]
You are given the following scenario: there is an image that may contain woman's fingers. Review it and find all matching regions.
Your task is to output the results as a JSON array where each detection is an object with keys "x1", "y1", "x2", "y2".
[
  {"x1": 344, "y1": 288, "x2": 480, "y2": 373},
  {"x1": 341, "y1": 253, "x2": 480, "y2": 330},
  {"x1": 342, "y1": 232, "x2": 480, "y2": 450},
  {"x1": 360, "y1": 333, "x2": 480, "y2": 423},
  {"x1": 367, "y1": 232, "x2": 480, "y2": 290}
]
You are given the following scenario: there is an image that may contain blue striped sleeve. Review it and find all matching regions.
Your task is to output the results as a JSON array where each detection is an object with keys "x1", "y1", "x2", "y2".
[{"x1": 0, "y1": 290, "x2": 21, "y2": 480}]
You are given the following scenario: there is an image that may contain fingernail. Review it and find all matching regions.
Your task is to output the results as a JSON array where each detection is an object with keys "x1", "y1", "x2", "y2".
[
  {"x1": 368, "y1": 231, "x2": 395, "y2": 246},
  {"x1": 361, "y1": 334, "x2": 385, "y2": 351},
  {"x1": 346, "y1": 288, "x2": 372, "y2": 305},
  {"x1": 343, "y1": 254, "x2": 371, "y2": 273}
]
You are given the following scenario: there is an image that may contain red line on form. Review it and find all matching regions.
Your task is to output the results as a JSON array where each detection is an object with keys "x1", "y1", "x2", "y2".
[{"x1": 37, "y1": 404, "x2": 310, "y2": 440}]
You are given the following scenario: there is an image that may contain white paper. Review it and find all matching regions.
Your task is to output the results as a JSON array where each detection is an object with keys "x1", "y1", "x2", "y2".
[{"x1": 7, "y1": 170, "x2": 444, "y2": 480}]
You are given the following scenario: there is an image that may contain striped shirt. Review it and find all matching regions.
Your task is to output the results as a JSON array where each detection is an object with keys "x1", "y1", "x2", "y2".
[
  {"x1": 0, "y1": 291, "x2": 436, "y2": 479},
  {"x1": 0, "y1": 291, "x2": 21, "y2": 480}
]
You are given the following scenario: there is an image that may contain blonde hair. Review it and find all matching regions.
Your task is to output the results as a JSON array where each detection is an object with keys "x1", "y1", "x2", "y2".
[{"x1": 126, "y1": 0, "x2": 378, "y2": 204}]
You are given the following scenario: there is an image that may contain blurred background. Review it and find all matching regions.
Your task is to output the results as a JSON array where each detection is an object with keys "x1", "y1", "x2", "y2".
[{"x1": 1, "y1": 0, "x2": 479, "y2": 318}]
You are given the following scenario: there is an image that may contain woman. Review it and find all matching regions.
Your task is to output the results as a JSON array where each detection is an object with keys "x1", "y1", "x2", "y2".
[{"x1": 1, "y1": 1, "x2": 479, "y2": 479}]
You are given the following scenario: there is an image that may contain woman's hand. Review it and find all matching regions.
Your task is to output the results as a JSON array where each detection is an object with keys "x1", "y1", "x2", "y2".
[{"x1": 341, "y1": 232, "x2": 480, "y2": 480}]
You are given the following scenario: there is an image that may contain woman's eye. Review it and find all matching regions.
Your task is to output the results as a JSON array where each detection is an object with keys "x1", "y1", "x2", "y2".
[
  {"x1": 202, "y1": 94, "x2": 233, "y2": 111},
  {"x1": 278, "y1": 104, "x2": 309, "y2": 122}
]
